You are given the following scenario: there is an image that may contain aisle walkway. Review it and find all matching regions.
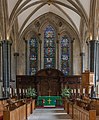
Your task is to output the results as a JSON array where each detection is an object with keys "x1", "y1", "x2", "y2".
[{"x1": 28, "y1": 108, "x2": 73, "y2": 120}]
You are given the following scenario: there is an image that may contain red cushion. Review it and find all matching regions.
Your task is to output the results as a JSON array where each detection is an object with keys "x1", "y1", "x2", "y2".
[{"x1": 0, "y1": 116, "x2": 3, "y2": 120}]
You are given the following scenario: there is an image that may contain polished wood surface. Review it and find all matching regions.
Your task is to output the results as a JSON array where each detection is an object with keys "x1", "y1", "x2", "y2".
[
  {"x1": 81, "y1": 71, "x2": 94, "y2": 95},
  {"x1": 63, "y1": 99, "x2": 98, "y2": 120},
  {"x1": 3, "y1": 99, "x2": 35, "y2": 120}
]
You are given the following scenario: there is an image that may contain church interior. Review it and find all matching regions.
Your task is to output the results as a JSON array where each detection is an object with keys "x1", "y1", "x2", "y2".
[{"x1": 0, "y1": 0, "x2": 99, "y2": 120}]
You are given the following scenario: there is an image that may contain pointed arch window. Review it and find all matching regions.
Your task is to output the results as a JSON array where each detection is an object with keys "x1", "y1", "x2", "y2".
[
  {"x1": 61, "y1": 35, "x2": 71, "y2": 76},
  {"x1": 29, "y1": 37, "x2": 38, "y2": 75},
  {"x1": 44, "y1": 25, "x2": 56, "y2": 68}
]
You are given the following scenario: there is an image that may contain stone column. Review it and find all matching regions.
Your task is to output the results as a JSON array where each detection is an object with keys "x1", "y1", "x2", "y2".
[
  {"x1": 14, "y1": 52, "x2": 19, "y2": 75},
  {"x1": 0, "y1": 43, "x2": 1, "y2": 80},
  {"x1": 2, "y1": 40, "x2": 12, "y2": 97},
  {"x1": 71, "y1": 38, "x2": 75, "y2": 75},
  {"x1": 89, "y1": 40, "x2": 99, "y2": 87},
  {"x1": 80, "y1": 52, "x2": 85, "y2": 73},
  {"x1": 38, "y1": 33, "x2": 42, "y2": 70},
  {"x1": 25, "y1": 40, "x2": 28, "y2": 74},
  {"x1": 57, "y1": 33, "x2": 60, "y2": 70},
  {"x1": 86, "y1": 41, "x2": 90, "y2": 70},
  {"x1": 56, "y1": 39, "x2": 59, "y2": 69}
]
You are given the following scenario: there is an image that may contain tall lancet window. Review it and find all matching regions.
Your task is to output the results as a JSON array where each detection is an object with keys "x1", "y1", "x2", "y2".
[
  {"x1": 44, "y1": 25, "x2": 56, "y2": 68},
  {"x1": 61, "y1": 35, "x2": 71, "y2": 76},
  {"x1": 29, "y1": 37, "x2": 38, "y2": 75}
]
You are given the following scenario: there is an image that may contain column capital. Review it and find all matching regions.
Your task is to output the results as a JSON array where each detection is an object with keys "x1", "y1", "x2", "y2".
[
  {"x1": 1, "y1": 40, "x2": 12, "y2": 45},
  {"x1": 89, "y1": 40, "x2": 99, "y2": 43},
  {"x1": 58, "y1": 33, "x2": 60, "y2": 36},
  {"x1": 71, "y1": 38, "x2": 75, "y2": 43},
  {"x1": 39, "y1": 40, "x2": 42, "y2": 44},
  {"x1": 38, "y1": 33, "x2": 41, "y2": 36},
  {"x1": 14, "y1": 52, "x2": 19, "y2": 56},
  {"x1": 56, "y1": 40, "x2": 59, "y2": 44},
  {"x1": 80, "y1": 52, "x2": 85, "y2": 56}
]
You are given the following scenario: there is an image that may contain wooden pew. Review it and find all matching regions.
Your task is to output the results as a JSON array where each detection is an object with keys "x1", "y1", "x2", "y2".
[
  {"x1": 89, "y1": 99, "x2": 99, "y2": 116},
  {"x1": 64, "y1": 99, "x2": 97, "y2": 120},
  {"x1": 0, "y1": 98, "x2": 8, "y2": 120},
  {"x1": 73, "y1": 104, "x2": 96, "y2": 120},
  {"x1": 19, "y1": 104, "x2": 26, "y2": 120},
  {"x1": 63, "y1": 99, "x2": 69, "y2": 113},
  {"x1": 3, "y1": 99, "x2": 27, "y2": 120},
  {"x1": 3, "y1": 104, "x2": 26, "y2": 120},
  {"x1": 31, "y1": 100, "x2": 35, "y2": 113},
  {"x1": 3, "y1": 98, "x2": 36, "y2": 120},
  {"x1": 68, "y1": 101, "x2": 73, "y2": 118}
]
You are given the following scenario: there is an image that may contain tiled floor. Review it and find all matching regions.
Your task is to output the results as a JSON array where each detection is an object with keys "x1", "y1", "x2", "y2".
[{"x1": 28, "y1": 108, "x2": 73, "y2": 120}]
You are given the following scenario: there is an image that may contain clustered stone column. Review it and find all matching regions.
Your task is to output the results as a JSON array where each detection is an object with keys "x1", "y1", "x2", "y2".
[
  {"x1": 71, "y1": 38, "x2": 75, "y2": 75},
  {"x1": 25, "y1": 39, "x2": 28, "y2": 74},
  {"x1": 80, "y1": 52, "x2": 85, "y2": 73},
  {"x1": 14, "y1": 52, "x2": 19, "y2": 75},
  {"x1": 38, "y1": 33, "x2": 42, "y2": 69},
  {"x1": 88, "y1": 40, "x2": 99, "y2": 87},
  {"x1": 0, "y1": 43, "x2": 1, "y2": 81},
  {"x1": 2, "y1": 40, "x2": 12, "y2": 98}
]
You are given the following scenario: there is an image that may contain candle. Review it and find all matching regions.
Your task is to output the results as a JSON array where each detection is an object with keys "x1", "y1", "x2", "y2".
[
  {"x1": 89, "y1": 88, "x2": 91, "y2": 94},
  {"x1": 23, "y1": 89, "x2": 24, "y2": 93},
  {"x1": 2, "y1": 87, "x2": 4, "y2": 92},
  {"x1": 10, "y1": 88, "x2": 12, "y2": 94},
  {"x1": 83, "y1": 88, "x2": 85, "y2": 94},
  {"x1": 26, "y1": 89, "x2": 27, "y2": 93},
  {"x1": 19, "y1": 88, "x2": 21, "y2": 93},
  {"x1": 74, "y1": 89, "x2": 76, "y2": 93},
  {"x1": 15, "y1": 89, "x2": 17, "y2": 94},
  {"x1": 71, "y1": 89, "x2": 73, "y2": 93},
  {"x1": 78, "y1": 89, "x2": 80, "y2": 93}
]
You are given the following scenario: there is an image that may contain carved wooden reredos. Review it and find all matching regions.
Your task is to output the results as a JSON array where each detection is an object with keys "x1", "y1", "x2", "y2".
[
  {"x1": 16, "y1": 68, "x2": 81, "y2": 96},
  {"x1": 35, "y1": 68, "x2": 64, "y2": 96}
]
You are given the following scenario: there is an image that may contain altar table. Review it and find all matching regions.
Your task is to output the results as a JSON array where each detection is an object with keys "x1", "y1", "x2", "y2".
[{"x1": 37, "y1": 96, "x2": 62, "y2": 107}]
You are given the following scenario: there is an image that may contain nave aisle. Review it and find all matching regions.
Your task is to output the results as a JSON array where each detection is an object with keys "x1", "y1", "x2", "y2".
[{"x1": 28, "y1": 108, "x2": 73, "y2": 120}]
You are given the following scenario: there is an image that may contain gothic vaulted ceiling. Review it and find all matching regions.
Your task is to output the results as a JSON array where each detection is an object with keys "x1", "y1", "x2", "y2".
[{"x1": 7, "y1": 0, "x2": 91, "y2": 37}]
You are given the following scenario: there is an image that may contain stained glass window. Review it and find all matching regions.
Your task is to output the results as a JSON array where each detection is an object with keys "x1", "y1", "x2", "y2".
[
  {"x1": 44, "y1": 25, "x2": 56, "y2": 68},
  {"x1": 61, "y1": 36, "x2": 70, "y2": 76},
  {"x1": 29, "y1": 37, "x2": 38, "y2": 75}
]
